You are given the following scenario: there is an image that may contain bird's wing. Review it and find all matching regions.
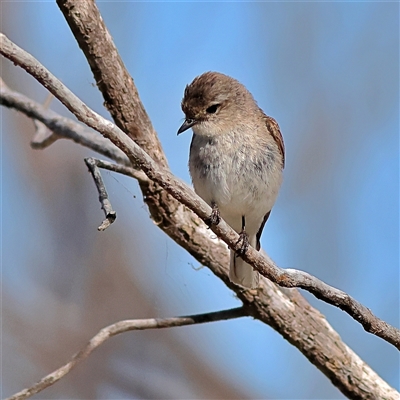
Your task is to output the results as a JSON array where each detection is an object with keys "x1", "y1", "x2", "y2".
[{"x1": 263, "y1": 112, "x2": 285, "y2": 168}]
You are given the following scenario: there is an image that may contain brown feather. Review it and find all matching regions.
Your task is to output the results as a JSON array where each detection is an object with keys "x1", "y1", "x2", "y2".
[{"x1": 263, "y1": 113, "x2": 285, "y2": 168}]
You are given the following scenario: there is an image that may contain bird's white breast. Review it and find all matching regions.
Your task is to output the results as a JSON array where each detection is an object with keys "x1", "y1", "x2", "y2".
[{"x1": 189, "y1": 130, "x2": 282, "y2": 235}]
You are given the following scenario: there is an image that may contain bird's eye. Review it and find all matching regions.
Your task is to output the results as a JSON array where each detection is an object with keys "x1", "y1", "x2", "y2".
[{"x1": 206, "y1": 104, "x2": 219, "y2": 114}]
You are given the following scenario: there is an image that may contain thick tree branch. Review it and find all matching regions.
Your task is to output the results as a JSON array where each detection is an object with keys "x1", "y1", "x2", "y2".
[
  {"x1": 6, "y1": 307, "x2": 246, "y2": 400},
  {"x1": 1, "y1": 34, "x2": 398, "y2": 350},
  {"x1": 56, "y1": 0, "x2": 167, "y2": 166},
  {"x1": 1, "y1": 27, "x2": 398, "y2": 400},
  {"x1": 55, "y1": 0, "x2": 177, "y2": 247}
]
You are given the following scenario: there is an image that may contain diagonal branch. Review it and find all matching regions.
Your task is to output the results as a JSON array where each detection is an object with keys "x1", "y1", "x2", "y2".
[
  {"x1": 2, "y1": 24, "x2": 399, "y2": 397},
  {"x1": 2, "y1": 79, "x2": 395, "y2": 342},
  {"x1": 6, "y1": 307, "x2": 247, "y2": 400},
  {"x1": 0, "y1": 78, "x2": 129, "y2": 165},
  {"x1": 1, "y1": 34, "x2": 398, "y2": 352},
  {"x1": 56, "y1": 0, "x2": 167, "y2": 167}
]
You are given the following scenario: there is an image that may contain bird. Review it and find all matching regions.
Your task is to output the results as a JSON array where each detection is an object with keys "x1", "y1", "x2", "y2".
[{"x1": 177, "y1": 72, "x2": 284, "y2": 288}]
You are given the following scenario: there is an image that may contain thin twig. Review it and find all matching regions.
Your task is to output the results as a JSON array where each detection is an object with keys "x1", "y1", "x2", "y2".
[
  {"x1": 31, "y1": 93, "x2": 57, "y2": 147},
  {"x1": 0, "y1": 78, "x2": 129, "y2": 166},
  {"x1": 0, "y1": 77, "x2": 148, "y2": 184},
  {"x1": 91, "y1": 158, "x2": 149, "y2": 183},
  {"x1": 30, "y1": 123, "x2": 59, "y2": 148},
  {"x1": 6, "y1": 307, "x2": 246, "y2": 400},
  {"x1": 1, "y1": 34, "x2": 399, "y2": 350},
  {"x1": 0, "y1": 80, "x2": 148, "y2": 183},
  {"x1": 84, "y1": 157, "x2": 116, "y2": 230},
  {"x1": 84, "y1": 157, "x2": 149, "y2": 229}
]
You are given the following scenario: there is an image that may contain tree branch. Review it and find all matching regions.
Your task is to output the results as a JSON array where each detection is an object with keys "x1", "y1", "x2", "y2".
[
  {"x1": 1, "y1": 34, "x2": 398, "y2": 352},
  {"x1": 0, "y1": 78, "x2": 129, "y2": 166},
  {"x1": 2, "y1": 32, "x2": 400, "y2": 397},
  {"x1": 84, "y1": 157, "x2": 117, "y2": 231},
  {"x1": 2, "y1": 11, "x2": 399, "y2": 396},
  {"x1": 2, "y1": 78, "x2": 396, "y2": 343},
  {"x1": 6, "y1": 307, "x2": 247, "y2": 400},
  {"x1": 57, "y1": 0, "x2": 168, "y2": 167},
  {"x1": 0, "y1": 78, "x2": 151, "y2": 187}
]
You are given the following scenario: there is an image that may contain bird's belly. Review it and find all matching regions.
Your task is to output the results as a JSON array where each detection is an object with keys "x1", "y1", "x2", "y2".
[
  {"x1": 190, "y1": 152, "x2": 282, "y2": 235},
  {"x1": 220, "y1": 172, "x2": 280, "y2": 234}
]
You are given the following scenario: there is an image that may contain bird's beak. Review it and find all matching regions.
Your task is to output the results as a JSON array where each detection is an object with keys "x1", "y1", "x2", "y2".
[{"x1": 177, "y1": 118, "x2": 196, "y2": 135}]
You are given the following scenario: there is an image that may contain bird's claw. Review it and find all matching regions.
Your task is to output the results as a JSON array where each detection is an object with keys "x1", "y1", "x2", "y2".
[
  {"x1": 207, "y1": 203, "x2": 221, "y2": 227},
  {"x1": 236, "y1": 230, "x2": 249, "y2": 256}
]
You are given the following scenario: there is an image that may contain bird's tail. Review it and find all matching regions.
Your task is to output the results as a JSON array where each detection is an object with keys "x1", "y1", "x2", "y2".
[{"x1": 229, "y1": 235, "x2": 259, "y2": 289}]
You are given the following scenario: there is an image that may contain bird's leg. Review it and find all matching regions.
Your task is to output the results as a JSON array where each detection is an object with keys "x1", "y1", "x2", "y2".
[
  {"x1": 207, "y1": 201, "x2": 221, "y2": 227},
  {"x1": 236, "y1": 215, "x2": 249, "y2": 256}
]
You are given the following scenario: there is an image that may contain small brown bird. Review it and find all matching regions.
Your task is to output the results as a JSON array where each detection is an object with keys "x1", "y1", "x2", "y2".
[{"x1": 178, "y1": 72, "x2": 284, "y2": 288}]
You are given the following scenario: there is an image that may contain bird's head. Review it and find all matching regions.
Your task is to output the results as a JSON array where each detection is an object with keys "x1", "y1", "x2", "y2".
[{"x1": 177, "y1": 71, "x2": 255, "y2": 137}]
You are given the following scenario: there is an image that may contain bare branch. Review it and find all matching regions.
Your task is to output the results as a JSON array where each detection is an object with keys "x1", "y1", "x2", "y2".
[
  {"x1": 1, "y1": 34, "x2": 398, "y2": 353},
  {"x1": 54, "y1": 0, "x2": 178, "y2": 254},
  {"x1": 89, "y1": 158, "x2": 149, "y2": 183},
  {"x1": 0, "y1": 77, "x2": 129, "y2": 166},
  {"x1": 30, "y1": 121, "x2": 59, "y2": 149},
  {"x1": 0, "y1": 79, "x2": 149, "y2": 186},
  {"x1": 30, "y1": 93, "x2": 58, "y2": 147},
  {"x1": 2, "y1": 9, "x2": 400, "y2": 393},
  {"x1": 56, "y1": 0, "x2": 168, "y2": 166},
  {"x1": 84, "y1": 157, "x2": 117, "y2": 230},
  {"x1": 6, "y1": 307, "x2": 246, "y2": 400},
  {"x1": 3, "y1": 83, "x2": 399, "y2": 400}
]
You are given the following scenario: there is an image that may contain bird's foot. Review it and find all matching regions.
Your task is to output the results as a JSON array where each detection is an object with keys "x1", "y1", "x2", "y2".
[
  {"x1": 236, "y1": 230, "x2": 249, "y2": 256},
  {"x1": 207, "y1": 202, "x2": 221, "y2": 227}
]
